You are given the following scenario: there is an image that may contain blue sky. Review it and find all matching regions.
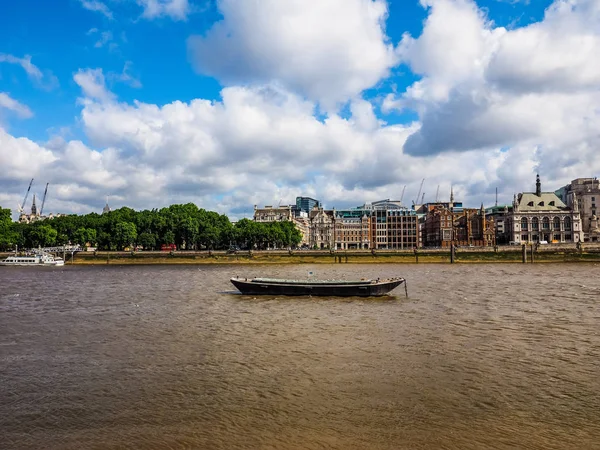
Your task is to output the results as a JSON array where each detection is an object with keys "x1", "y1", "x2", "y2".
[{"x1": 1, "y1": 0, "x2": 598, "y2": 217}]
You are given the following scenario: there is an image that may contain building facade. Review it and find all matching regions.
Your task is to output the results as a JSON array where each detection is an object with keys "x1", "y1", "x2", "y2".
[
  {"x1": 253, "y1": 205, "x2": 293, "y2": 222},
  {"x1": 309, "y1": 207, "x2": 335, "y2": 249},
  {"x1": 370, "y1": 207, "x2": 419, "y2": 249},
  {"x1": 424, "y1": 205, "x2": 495, "y2": 247},
  {"x1": 505, "y1": 175, "x2": 584, "y2": 244},
  {"x1": 295, "y1": 197, "x2": 321, "y2": 215},
  {"x1": 334, "y1": 209, "x2": 371, "y2": 249},
  {"x1": 560, "y1": 178, "x2": 600, "y2": 242}
]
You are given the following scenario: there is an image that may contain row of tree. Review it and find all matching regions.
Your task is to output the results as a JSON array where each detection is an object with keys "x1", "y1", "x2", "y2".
[{"x1": 0, "y1": 204, "x2": 302, "y2": 251}]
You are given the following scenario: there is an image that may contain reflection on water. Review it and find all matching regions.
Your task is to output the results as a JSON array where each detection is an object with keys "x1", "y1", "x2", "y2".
[{"x1": 1, "y1": 264, "x2": 599, "y2": 449}]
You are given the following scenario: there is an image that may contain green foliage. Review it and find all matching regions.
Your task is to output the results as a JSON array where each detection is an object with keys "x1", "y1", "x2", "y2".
[
  {"x1": 28, "y1": 224, "x2": 58, "y2": 248},
  {"x1": 114, "y1": 222, "x2": 138, "y2": 250},
  {"x1": 0, "y1": 207, "x2": 19, "y2": 250},
  {"x1": 0, "y1": 203, "x2": 304, "y2": 251}
]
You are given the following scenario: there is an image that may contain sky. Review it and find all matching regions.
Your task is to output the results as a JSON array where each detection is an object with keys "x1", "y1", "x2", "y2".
[{"x1": 1, "y1": 0, "x2": 599, "y2": 220}]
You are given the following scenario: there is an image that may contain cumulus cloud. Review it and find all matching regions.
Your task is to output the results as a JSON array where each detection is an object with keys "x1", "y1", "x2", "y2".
[
  {"x1": 188, "y1": 0, "x2": 396, "y2": 108},
  {"x1": 79, "y1": 0, "x2": 113, "y2": 19},
  {"x1": 0, "y1": 93, "x2": 33, "y2": 119},
  {"x1": 386, "y1": 0, "x2": 600, "y2": 169},
  {"x1": 5, "y1": 1, "x2": 600, "y2": 219},
  {"x1": 137, "y1": 0, "x2": 190, "y2": 20}
]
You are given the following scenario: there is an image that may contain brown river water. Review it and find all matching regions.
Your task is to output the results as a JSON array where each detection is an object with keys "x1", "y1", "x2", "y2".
[{"x1": 1, "y1": 263, "x2": 599, "y2": 450}]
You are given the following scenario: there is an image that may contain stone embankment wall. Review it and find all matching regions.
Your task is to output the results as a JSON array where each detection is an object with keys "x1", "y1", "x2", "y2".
[{"x1": 2, "y1": 243, "x2": 596, "y2": 264}]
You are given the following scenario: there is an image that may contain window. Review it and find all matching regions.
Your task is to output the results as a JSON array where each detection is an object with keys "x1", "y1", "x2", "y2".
[
  {"x1": 528, "y1": 201, "x2": 534, "y2": 207},
  {"x1": 564, "y1": 217, "x2": 572, "y2": 231},
  {"x1": 549, "y1": 201, "x2": 555, "y2": 206},
  {"x1": 542, "y1": 217, "x2": 550, "y2": 230},
  {"x1": 521, "y1": 218, "x2": 528, "y2": 230},
  {"x1": 532, "y1": 217, "x2": 539, "y2": 231},
  {"x1": 566, "y1": 234, "x2": 572, "y2": 241},
  {"x1": 522, "y1": 234, "x2": 528, "y2": 242},
  {"x1": 538, "y1": 202, "x2": 545, "y2": 207},
  {"x1": 553, "y1": 217, "x2": 560, "y2": 231},
  {"x1": 553, "y1": 234, "x2": 561, "y2": 242}
]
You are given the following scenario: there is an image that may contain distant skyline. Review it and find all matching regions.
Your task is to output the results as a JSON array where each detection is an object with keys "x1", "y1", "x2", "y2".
[{"x1": 1, "y1": 0, "x2": 599, "y2": 219}]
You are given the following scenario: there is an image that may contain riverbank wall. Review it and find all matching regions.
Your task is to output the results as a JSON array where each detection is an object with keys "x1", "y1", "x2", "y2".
[{"x1": 3, "y1": 243, "x2": 598, "y2": 265}]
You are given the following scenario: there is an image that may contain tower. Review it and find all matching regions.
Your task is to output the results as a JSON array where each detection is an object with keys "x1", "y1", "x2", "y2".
[
  {"x1": 102, "y1": 195, "x2": 111, "y2": 214},
  {"x1": 535, "y1": 174, "x2": 541, "y2": 196},
  {"x1": 31, "y1": 194, "x2": 38, "y2": 216}
]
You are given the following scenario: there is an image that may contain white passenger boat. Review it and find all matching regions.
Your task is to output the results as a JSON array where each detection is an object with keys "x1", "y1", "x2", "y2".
[{"x1": 0, "y1": 250, "x2": 65, "y2": 266}]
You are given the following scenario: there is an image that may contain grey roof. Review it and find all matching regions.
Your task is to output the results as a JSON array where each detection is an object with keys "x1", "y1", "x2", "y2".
[{"x1": 518, "y1": 192, "x2": 568, "y2": 211}]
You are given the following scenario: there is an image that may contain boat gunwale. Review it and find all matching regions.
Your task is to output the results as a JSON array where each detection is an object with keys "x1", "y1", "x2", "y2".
[{"x1": 231, "y1": 277, "x2": 404, "y2": 287}]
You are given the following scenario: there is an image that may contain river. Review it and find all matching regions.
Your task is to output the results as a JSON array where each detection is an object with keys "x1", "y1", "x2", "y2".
[{"x1": 1, "y1": 263, "x2": 599, "y2": 449}]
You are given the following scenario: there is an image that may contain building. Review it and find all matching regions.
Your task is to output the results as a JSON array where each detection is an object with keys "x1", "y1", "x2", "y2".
[
  {"x1": 424, "y1": 205, "x2": 495, "y2": 247},
  {"x1": 309, "y1": 207, "x2": 335, "y2": 249},
  {"x1": 253, "y1": 205, "x2": 293, "y2": 222},
  {"x1": 560, "y1": 178, "x2": 600, "y2": 242},
  {"x1": 485, "y1": 205, "x2": 514, "y2": 245},
  {"x1": 253, "y1": 204, "x2": 312, "y2": 246},
  {"x1": 364, "y1": 200, "x2": 419, "y2": 249},
  {"x1": 333, "y1": 208, "x2": 371, "y2": 249},
  {"x1": 295, "y1": 197, "x2": 321, "y2": 215},
  {"x1": 18, "y1": 194, "x2": 65, "y2": 224},
  {"x1": 505, "y1": 175, "x2": 583, "y2": 244}
]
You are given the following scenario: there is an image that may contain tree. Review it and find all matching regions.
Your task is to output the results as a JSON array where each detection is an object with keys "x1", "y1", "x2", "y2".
[
  {"x1": 114, "y1": 222, "x2": 137, "y2": 250},
  {"x1": 138, "y1": 232, "x2": 157, "y2": 250},
  {"x1": 28, "y1": 225, "x2": 57, "y2": 248},
  {"x1": 0, "y1": 207, "x2": 18, "y2": 251}
]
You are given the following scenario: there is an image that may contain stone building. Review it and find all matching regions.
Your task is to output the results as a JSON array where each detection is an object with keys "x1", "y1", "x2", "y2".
[
  {"x1": 424, "y1": 205, "x2": 494, "y2": 247},
  {"x1": 253, "y1": 205, "x2": 293, "y2": 222},
  {"x1": 309, "y1": 207, "x2": 335, "y2": 249},
  {"x1": 334, "y1": 209, "x2": 371, "y2": 250},
  {"x1": 560, "y1": 178, "x2": 600, "y2": 242},
  {"x1": 505, "y1": 175, "x2": 583, "y2": 244},
  {"x1": 253, "y1": 204, "x2": 310, "y2": 246}
]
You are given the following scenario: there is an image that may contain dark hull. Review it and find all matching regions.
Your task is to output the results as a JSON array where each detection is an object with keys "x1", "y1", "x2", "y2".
[{"x1": 230, "y1": 278, "x2": 405, "y2": 297}]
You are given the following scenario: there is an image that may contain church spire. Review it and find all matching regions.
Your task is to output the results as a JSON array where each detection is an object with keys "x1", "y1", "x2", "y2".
[
  {"x1": 535, "y1": 174, "x2": 541, "y2": 196},
  {"x1": 31, "y1": 194, "x2": 38, "y2": 216}
]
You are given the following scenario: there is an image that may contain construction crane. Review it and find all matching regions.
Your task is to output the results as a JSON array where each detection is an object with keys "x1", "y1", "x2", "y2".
[
  {"x1": 415, "y1": 178, "x2": 425, "y2": 205},
  {"x1": 40, "y1": 183, "x2": 49, "y2": 216},
  {"x1": 400, "y1": 185, "x2": 406, "y2": 205},
  {"x1": 435, "y1": 185, "x2": 440, "y2": 203},
  {"x1": 421, "y1": 192, "x2": 425, "y2": 204},
  {"x1": 18, "y1": 178, "x2": 34, "y2": 213}
]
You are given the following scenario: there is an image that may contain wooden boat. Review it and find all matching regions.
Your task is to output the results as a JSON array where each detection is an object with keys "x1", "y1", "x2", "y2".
[{"x1": 230, "y1": 276, "x2": 406, "y2": 297}]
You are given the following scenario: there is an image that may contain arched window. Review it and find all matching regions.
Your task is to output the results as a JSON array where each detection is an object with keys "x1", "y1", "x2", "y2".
[
  {"x1": 521, "y1": 218, "x2": 528, "y2": 230},
  {"x1": 553, "y1": 217, "x2": 560, "y2": 231},
  {"x1": 564, "y1": 217, "x2": 572, "y2": 231},
  {"x1": 542, "y1": 217, "x2": 550, "y2": 230},
  {"x1": 532, "y1": 217, "x2": 539, "y2": 231}
]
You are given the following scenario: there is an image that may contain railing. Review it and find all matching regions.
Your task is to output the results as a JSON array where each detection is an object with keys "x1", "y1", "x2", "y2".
[{"x1": 38, "y1": 246, "x2": 84, "y2": 253}]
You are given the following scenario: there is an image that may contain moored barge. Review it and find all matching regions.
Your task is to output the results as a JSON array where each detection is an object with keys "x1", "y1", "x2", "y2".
[{"x1": 230, "y1": 276, "x2": 406, "y2": 297}]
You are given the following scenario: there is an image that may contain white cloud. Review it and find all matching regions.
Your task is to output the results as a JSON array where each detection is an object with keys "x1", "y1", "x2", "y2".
[
  {"x1": 79, "y1": 0, "x2": 113, "y2": 19},
  {"x1": 0, "y1": 93, "x2": 33, "y2": 119},
  {"x1": 73, "y1": 68, "x2": 115, "y2": 102},
  {"x1": 187, "y1": 0, "x2": 396, "y2": 108},
  {"x1": 384, "y1": 0, "x2": 600, "y2": 173},
  {"x1": 137, "y1": 0, "x2": 190, "y2": 20},
  {"x1": 94, "y1": 31, "x2": 114, "y2": 48},
  {"x1": 4, "y1": 1, "x2": 600, "y2": 220},
  {"x1": 0, "y1": 53, "x2": 59, "y2": 90},
  {"x1": 108, "y1": 61, "x2": 142, "y2": 88}
]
